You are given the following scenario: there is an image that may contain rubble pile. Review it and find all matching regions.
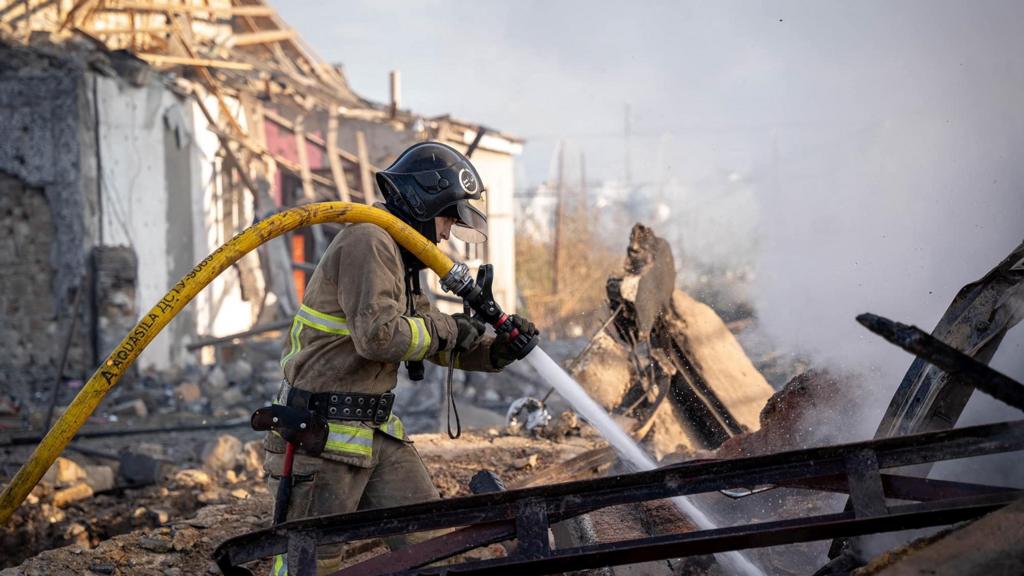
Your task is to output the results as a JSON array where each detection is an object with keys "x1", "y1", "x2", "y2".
[
  {"x1": 0, "y1": 431, "x2": 267, "y2": 569},
  {"x1": 3, "y1": 220, "x2": 1019, "y2": 576},
  {"x1": 1, "y1": 498, "x2": 272, "y2": 576},
  {"x1": 32, "y1": 353, "x2": 282, "y2": 441},
  {"x1": 1, "y1": 431, "x2": 601, "y2": 575},
  {"x1": 716, "y1": 368, "x2": 863, "y2": 458},
  {"x1": 571, "y1": 224, "x2": 775, "y2": 459}
]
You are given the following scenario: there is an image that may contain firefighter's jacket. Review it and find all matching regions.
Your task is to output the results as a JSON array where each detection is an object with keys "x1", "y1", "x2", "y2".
[{"x1": 265, "y1": 222, "x2": 497, "y2": 467}]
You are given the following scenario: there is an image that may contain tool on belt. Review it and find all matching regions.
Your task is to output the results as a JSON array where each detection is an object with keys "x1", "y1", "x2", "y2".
[{"x1": 250, "y1": 404, "x2": 328, "y2": 525}]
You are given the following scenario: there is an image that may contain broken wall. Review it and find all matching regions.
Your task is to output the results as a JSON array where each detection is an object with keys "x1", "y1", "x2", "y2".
[
  {"x1": 188, "y1": 92, "x2": 263, "y2": 347},
  {"x1": 94, "y1": 73, "x2": 198, "y2": 370},
  {"x1": 84, "y1": 62, "x2": 260, "y2": 369},
  {"x1": 91, "y1": 246, "x2": 138, "y2": 378},
  {"x1": 0, "y1": 46, "x2": 94, "y2": 399},
  {"x1": 0, "y1": 41, "x2": 270, "y2": 405}
]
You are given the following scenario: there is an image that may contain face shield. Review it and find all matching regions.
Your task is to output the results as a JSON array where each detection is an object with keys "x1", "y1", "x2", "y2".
[{"x1": 447, "y1": 200, "x2": 487, "y2": 243}]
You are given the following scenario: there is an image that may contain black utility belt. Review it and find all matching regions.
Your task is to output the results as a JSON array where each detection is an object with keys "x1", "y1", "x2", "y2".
[{"x1": 285, "y1": 386, "x2": 394, "y2": 425}]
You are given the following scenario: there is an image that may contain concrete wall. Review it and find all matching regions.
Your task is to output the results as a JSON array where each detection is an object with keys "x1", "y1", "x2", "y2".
[
  {"x1": 0, "y1": 45, "x2": 265, "y2": 397},
  {"x1": 0, "y1": 174, "x2": 62, "y2": 385},
  {"x1": 0, "y1": 53, "x2": 93, "y2": 398},
  {"x1": 94, "y1": 75, "x2": 183, "y2": 369},
  {"x1": 94, "y1": 78, "x2": 259, "y2": 366}
]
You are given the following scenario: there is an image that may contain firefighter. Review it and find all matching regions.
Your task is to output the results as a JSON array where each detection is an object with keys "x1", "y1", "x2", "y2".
[{"x1": 264, "y1": 141, "x2": 537, "y2": 574}]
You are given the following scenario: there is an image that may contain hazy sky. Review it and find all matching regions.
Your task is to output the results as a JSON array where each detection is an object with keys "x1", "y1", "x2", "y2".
[
  {"x1": 279, "y1": 1, "x2": 1024, "y2": 185},
  {"x1": 279, "y1": 1, "x2": 1024, "y2": 433}
]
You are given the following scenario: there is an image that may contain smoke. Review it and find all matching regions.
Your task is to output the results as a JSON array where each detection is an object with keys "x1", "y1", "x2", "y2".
[
  {"x1": 292, "y1": 0, "x2": 1024, "y2": 449},
  {"x1": 752, "y1": 84, "x2": 1024, "y2": 441},
  {"x1": 613, "y1": 3, "x2": 1024, "y2": 441}
]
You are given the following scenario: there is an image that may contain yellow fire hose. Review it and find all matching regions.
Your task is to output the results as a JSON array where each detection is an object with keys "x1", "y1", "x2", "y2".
[{"x1": 0, "y1": 202, "x2": 455, "y2": 524}]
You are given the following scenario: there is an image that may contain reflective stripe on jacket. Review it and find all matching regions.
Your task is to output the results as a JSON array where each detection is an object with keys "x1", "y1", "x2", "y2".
[
  {"x1": 265, "y1": 412, "x2": 405, "y2": 464},
  {"x1": 280, "y1": 223, "x2": 492, "y2": 395},
  {"x1": 271, "y1": 554, "x2": 286, "y2": 576},
  {"x1": 267, "y1": 381, "x2": 406, "y2": 464},
  {"x1": 267, "y1": 222, "x2": 497, "y2": 466},
  {"x1": 281, "y1": 304, "x2": 434, "y2": 370}
]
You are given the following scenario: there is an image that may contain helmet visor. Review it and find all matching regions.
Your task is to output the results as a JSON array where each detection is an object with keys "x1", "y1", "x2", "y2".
[{"x1": 451, "y1": 200, "x2": 487, "y2": 243}]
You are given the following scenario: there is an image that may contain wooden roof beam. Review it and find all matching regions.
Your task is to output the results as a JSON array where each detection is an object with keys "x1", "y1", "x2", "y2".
[
  {"x1": 326, "y1": 108, "x2": 352, "y2": 202},
  {"x1": 231, "y1": 0, "x2": 347, "y2": 93},
  {"x1": 88, "y1": 25, "x2": 173, "y2": 35},
  {"x1": 1, "y1": 0, "x2": 54, "y2": 26},
  {"x1": 293, "y1": 115, "x2": 317, "y2": 202},
  {"x1": 104, "y1": 3, "x2": 275, "y2": 16},
  {"x1": 191, "y1": 92, "x2": 260, "y2": 200},
  {"x1": 204, "y1": 124, "x2": 335, "y2": 189},
  {"x1": 231, "y1": 28, "x2": 296, "y2": 46},
  {"x1": 166, "y1": 13, "x2": 249, "y2": 139},
  {"x1": 137, "y1": 53, "x2": 254, "y2": 70}
]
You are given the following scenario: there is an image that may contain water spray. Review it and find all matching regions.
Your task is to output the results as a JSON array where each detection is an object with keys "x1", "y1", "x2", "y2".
[
  {"x1": 439, "y1": 250, "x2": 764, "y2": 574},
  {"x1": 525, "y1": 348, "x2": 765, "y2": 576}
]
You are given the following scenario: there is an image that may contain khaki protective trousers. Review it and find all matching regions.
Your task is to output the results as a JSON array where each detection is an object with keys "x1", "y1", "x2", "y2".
[{"x1": 264, "y1": 432, "x2": 440, "y2": 575}]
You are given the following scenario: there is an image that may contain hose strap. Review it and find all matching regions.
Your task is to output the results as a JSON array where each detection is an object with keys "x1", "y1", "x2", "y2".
[{"x1": 447, "y1": 356, "x2": 462, "y2": 439}]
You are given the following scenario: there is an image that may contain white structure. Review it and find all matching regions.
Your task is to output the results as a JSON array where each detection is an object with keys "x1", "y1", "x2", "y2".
[{"x1": 90, "y1": 74, "x2": 263, "y2": 369}]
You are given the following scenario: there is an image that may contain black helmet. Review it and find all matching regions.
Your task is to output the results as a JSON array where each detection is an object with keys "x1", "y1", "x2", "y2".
[{"x1": 376, "y1": 141, "x2": 487, "y2": 244}]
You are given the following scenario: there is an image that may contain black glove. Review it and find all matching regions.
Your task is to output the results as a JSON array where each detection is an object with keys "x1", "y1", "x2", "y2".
[
  {"x1": 452, "y1": 313, "x2": 487, "y2": 352},
  {"x1": 490, "y1": 315, "x2": 539, "y2": 369}
]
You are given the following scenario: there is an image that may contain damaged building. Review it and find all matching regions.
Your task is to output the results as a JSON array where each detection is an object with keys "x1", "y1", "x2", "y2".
[{"x1": 0, "y1": 0, "x2": 521, "y2": 407}]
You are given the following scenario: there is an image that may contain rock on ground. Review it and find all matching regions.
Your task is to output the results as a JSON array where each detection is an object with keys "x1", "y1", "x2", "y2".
[
  {"x1": 200, "y1": 434, "x2": 242, "y2": 473},
  {"x1": 3, "y1": 432, "x2": 600, "y2": 575},
  {"x1": 42, "y1": 457, "x2": 86, "y2": 487}
]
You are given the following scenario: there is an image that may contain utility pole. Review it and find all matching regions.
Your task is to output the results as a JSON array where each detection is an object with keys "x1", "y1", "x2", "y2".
[
  {"x1": 553, "y1": 141, "x2": 566, "y2": 294},
  {"x1": 389, "y1": 70, "x2": 401, "y2": 118}
]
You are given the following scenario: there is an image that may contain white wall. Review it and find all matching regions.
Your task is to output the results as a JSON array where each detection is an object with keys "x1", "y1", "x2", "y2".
[
  {"x1": 95, "y1": 75, "x2": 178, "y2": 370},
  {"x1": 461, "y1": 147, "x2": 518, "y2": 314},
  {"x1": 94, "y1": 76, "x2": 260, "y2": 370},
  {"x1": 189, "y1": 93, "x2": 259, "y2": 344}
]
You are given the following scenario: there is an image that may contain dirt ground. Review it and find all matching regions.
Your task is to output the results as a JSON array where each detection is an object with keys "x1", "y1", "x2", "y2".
[{"x1": 1, "y1": 431, "x2": 600, "y2": 575}]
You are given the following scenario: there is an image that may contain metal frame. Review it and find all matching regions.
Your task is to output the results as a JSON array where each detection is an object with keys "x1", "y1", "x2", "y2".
[
  {"x1": 826, "y1": 310, "x2": 1024, "y2": 562},
  {"x1": 402, "y1": 493, "x2": 1018, "y2": 576},
  {"x1": 214, "y1": 419, "x2": 1024, "y2": 575}
]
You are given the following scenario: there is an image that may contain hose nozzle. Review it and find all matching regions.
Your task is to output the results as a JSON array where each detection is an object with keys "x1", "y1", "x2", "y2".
[{"x1": 441, "y1": 263, "x2": 537, "y2": 360}]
